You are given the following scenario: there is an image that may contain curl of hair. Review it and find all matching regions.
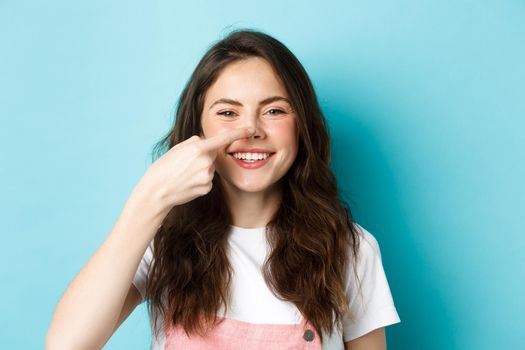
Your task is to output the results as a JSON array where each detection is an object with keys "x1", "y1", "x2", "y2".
[{"x1": 144, "y1": 28, "x2": 362, "y2": 343}]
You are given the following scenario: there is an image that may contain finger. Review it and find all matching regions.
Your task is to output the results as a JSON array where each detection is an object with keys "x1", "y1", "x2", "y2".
[
  {"x1": 169, "y1": 135, "x2": 200, "y2": 152},
  {"x1": 199, "y1": 127, "x2": 255, "y2": 152},
  {"x1": 178, "y1": 135, "x2": 201, "y2": 146}
]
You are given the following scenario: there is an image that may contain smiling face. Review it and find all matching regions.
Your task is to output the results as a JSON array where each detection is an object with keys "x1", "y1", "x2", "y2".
[{"x1": 201, "y1": 56, "x2": 299, "y2": 195}]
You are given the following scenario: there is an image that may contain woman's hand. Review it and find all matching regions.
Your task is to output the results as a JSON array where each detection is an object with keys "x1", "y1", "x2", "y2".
[{"x1": 138, "y1": 127, "x2": 255, "y2": 210}]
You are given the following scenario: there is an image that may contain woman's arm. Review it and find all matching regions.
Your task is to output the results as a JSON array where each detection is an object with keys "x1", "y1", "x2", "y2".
[
  {"x1": 46, "y1": 183, "x2": 168, "y2": 350},
  {"x1": 110, "y1": 284, "x2": 143, "y2": 335},
  {"x1": 344, "y1": 327, "x2": 386, "y2": 350}
]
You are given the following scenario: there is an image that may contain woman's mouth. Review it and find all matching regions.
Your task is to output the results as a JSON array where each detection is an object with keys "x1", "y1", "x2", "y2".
[{"x1": 227, "y1": 152, "x2": 276, "y2": 170}]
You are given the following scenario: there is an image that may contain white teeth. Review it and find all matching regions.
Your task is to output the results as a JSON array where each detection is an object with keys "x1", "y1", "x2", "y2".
[{"x1": 232, "y1": 152, "x2": 271, "y2": 160}]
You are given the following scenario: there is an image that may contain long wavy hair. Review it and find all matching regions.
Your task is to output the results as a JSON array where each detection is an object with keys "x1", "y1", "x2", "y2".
[{"x1": 144, "y1": 28, "x2": 362, "y2": 343}]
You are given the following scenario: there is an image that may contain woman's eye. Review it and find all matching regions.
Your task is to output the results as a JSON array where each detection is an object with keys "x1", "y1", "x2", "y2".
[
  {"x1": 217, "y1": 111, "x2": 236, "y2": 117},
  {"x1": 266, "y1": 108, "x2": 285, "y2": 115},
  {"x1": 217, "y1": 109, "x2": 285, "y2": 117}
]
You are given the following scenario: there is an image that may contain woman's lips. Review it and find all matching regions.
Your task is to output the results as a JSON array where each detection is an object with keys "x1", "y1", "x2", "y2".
[{"x1": 227, "y1": 153, "x2": 275, "y2": 170}]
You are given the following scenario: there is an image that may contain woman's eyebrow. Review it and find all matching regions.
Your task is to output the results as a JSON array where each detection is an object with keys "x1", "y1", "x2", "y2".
[{"x1": 208, "y1": 96, "x2": 291, "y2": 110}]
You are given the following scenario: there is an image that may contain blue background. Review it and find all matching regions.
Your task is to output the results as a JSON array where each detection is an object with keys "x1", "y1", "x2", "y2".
[{"x1": 1, "y1": 1, "x2": 524, "y2": 349}]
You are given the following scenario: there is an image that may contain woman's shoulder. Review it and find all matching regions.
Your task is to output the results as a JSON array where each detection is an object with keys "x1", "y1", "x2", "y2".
[
  {"x1": 351, "y1": 222, "x2": 382, "y2": 260},
  {"x1": 345, "y1": 222, "x2": 391, "y2": 296},
  {"x1": 343, "y1": 222, "x2": 401, "y2": 341}
]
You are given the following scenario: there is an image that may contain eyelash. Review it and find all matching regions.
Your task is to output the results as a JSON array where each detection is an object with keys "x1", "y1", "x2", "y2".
[{"x1": 217, "y1": 108, "x2": 285, "y2": 117}]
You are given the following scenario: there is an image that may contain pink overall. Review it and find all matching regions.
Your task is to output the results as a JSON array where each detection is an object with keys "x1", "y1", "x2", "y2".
[{"x1": 163, "y1": 313, "x2": 323, "y2": 350}]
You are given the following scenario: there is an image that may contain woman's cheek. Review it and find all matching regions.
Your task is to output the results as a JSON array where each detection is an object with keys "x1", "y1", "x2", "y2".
[
  {"x1": 267, "y1": 119, "x2": 296, "y2": 142},
  {"x1": 203, "y1": 122, "x2": 232, "y2": 138}
]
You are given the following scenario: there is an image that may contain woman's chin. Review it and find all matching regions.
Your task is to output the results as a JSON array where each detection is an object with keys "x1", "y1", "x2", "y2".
[
  {"x1": 231, "y1": 183, "x2": 270, "y2": 194},
  {"x1": 219, "y1": 177, "x2": 273, "y2": 194}
]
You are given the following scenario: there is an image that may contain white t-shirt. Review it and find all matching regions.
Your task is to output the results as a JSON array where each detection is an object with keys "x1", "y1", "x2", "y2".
[{"x1": 132, "y1": 222, "x2": 401, "y2": 349}]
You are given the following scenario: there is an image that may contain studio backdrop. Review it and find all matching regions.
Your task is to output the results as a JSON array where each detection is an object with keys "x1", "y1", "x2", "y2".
[{"x1": 1, "y1": 1, "x2": 523, "y2": 349}]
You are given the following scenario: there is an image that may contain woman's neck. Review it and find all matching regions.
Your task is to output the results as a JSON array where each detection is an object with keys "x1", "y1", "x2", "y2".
[{"x1": 222, "y1": 180, "x2": 282, "y2": 229}]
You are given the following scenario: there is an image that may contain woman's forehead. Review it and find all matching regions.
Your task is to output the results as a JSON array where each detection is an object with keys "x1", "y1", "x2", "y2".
[{"x1": 204, "y1": 58, "x2": 289, "y2": 105}]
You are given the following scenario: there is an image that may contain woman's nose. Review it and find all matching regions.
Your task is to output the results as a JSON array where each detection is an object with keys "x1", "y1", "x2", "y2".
[
  {"x1": 243, "y1": 116, "x2": 265, "y2": 139},
  {"x1": 249, "y1": 126, "x2": 264, "y2": 139}
]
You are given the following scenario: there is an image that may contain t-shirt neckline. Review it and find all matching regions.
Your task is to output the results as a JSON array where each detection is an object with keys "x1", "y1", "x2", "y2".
[{"x1": 229, "y1": 224, "x2": 267, "y2": 232}]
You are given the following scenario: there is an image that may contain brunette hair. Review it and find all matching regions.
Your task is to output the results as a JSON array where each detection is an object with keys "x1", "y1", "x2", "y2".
[{"x1": 145, "y1": 28, "x2": 362, "y2": 343}]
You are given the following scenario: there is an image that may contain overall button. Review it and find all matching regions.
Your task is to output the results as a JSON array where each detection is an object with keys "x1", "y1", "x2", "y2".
[{"x1": 303, "y1": 329, "x2": 315, "y2": 342}]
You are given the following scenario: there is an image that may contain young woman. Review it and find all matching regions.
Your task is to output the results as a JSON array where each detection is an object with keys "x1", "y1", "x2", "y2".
[{"x1": 47, "y1": 29, "x2": 400, "y2": 350}]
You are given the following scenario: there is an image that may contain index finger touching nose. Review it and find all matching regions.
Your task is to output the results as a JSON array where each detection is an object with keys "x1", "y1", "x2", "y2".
[{"x1": 200, "y1": 127, "x2": 256, "y2": 152}]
